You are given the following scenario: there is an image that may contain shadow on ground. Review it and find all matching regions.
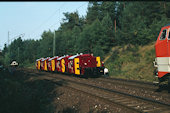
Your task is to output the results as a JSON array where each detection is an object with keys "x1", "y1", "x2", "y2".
[
  {"x1": 155, "y1": 84, "x2": 170, "y2": 93},
  {"x1": 0, "y1": 68, "x2": 66, "y2": 113}
]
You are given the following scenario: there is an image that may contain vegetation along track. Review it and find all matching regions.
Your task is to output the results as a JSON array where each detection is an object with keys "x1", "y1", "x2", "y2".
[{"x1": 41, "y1": 73, "x2": 170, "y2": 113}]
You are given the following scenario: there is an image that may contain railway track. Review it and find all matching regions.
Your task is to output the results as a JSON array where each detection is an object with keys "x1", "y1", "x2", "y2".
[
  {"x1": 101, "y1": 77, "x2": 154, "y2": 86},
  {"x1": 28, "y1": 69, "x2": 170, "y2": 104},
  {"x1": 93, "y1": 77, "x2": 170, "y2": 94},
  {"x1": 43, "y1": 74, "x2": 170, "y2": 113},
  {"x1": 90, "y1": 77, "x2": 156, "y2": 91},
  {"x1": 55, "y1": 73, "x2": 170, "y2": 100}
]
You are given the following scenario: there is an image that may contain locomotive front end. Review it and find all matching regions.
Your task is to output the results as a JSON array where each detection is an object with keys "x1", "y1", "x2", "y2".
[{"x1": 154, "y1": 24, "x2": 170, "y2": 91}]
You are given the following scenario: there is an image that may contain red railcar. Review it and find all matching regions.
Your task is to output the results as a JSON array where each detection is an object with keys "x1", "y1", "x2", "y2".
[
  {"x1": 47, "y1": 58, "x2": 52, "y2": 71},
  {"x1": 41, "y1": 57, "x2": 50, "y2": 71},
  {"x1": 63, "y1": 55, "x2": 72, "y2": 73},
  {"x1": 154, "y1": 24, "x2": 170, "y2": 89},
  {"x1": 40, "y1": 58, "x2": 45, "y2": 70},
  {"x1": 36, "y1": 53, "x2": 104, "y2": 78},
  {"x1": 68, "y1": 53, "x2": 104, "y2": 77},
  {"x1": 56, "y1": 55, "x2": 72, "y2": 73},
  {"x1": 56, "y1": 56, "x2": 65, "y2": 72},
  {"x1": 48, "y1": 56, "x2": 58, "y2": 71},
  {"x1": 36, "y1": 58, "x2": 44, "y2": 70}
]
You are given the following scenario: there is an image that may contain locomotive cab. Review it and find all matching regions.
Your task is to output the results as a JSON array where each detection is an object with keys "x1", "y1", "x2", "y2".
[{"x1": 154, "y1": 24, "x2": 170, "y2": 90}]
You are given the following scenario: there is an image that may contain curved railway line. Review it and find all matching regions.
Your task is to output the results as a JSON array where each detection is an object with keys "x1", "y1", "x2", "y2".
[
  {"x1": 56, "y1": 73, "x2": 170, "y2": 101},
  {"x1": 92, "y1": 77, "x2": 170, "y2": 97},
  {"x1": 21, "y1": 68, "x2": 170, "y2": 112},
  {"x1": 40, "y1": 73, "x2": 170, "y2": 113}
]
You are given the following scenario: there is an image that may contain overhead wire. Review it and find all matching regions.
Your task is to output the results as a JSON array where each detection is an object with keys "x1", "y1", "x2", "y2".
[
  {"x1": 3, "y1": 2, "x2": 88, "y2": 49},
  {"x1": 47, "y1": 2, "x2": 88, "y2": 31},
  {"x1": 30, "y1": 2, "x2": 88, "y2": 39},
  {"x1": 29, "y1": 2, "x2": 66, "y2": 38}
]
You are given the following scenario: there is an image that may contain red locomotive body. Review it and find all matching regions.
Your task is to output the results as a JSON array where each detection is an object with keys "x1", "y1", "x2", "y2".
[
  {"x1": 40, "y1": 58, "x2": 45, "y2": 70},
  {"x1": 47, "y1": 58, "x2": 52, "y2": 71},
  {"x1": 41, "y1": 57, "x2": 50, "y2": 71},
  {"x1": 36, "y1": 53, "x2": 104, "y2": 78},
  {"x1": 48, "y1": 56, "x2": 58, "y2": 72},
  {"x1": 68, "y1": 54, "x2": 104, "y2": 76},
  {"x1": 154, "y1": 24, "x2": 170, "y2": 89},
  {"x1": 36, "y1": 58, "x2": 43, "y2": 70},
  {"x1": 56, "y1": 56, "x2": 65, "y2": 72},
  {"x1": 63, "y1": 55, "x2": 72, "y2": 73},
  {"x1": 56, "y1": 55, "x2": 72, "y2": 73}
]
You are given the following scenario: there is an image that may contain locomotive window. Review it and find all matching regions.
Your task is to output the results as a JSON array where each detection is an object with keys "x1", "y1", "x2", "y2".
[
  {"x1": 168, "y1": 30, "x2": 170, "y2": 39},
  {"x1": 160, "y1": 29, "x2": 167, "y2": 40}
]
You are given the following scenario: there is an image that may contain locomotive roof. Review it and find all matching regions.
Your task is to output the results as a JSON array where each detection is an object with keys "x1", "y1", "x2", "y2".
[
  {"x1": 68, "y1": 54, "x2": 80, "y2": 60},
  {"x1": 41, "y1": 57, "x2": 50, "y2": 61},
  {"x1": 36, "y1": 58, "x2": 44, "y2": 61},
  {"x1": 49, "y1": 56, "x2": 58, "y2": 61},
  {"x1": 57, "y1": 56, "x2": 66, "y2": 60}
]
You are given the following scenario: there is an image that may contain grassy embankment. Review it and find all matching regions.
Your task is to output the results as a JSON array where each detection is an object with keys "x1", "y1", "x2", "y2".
[{"x1": 104, "y1": 41, "x2": 156, "y2": 82}]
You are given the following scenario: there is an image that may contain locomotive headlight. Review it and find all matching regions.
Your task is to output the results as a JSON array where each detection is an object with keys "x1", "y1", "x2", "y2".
[{"x1": 84, "y1": 63, "x2": 87, "y2": 65}]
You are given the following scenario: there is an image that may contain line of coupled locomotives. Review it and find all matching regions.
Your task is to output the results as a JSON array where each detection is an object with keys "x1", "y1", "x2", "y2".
[
  {"x1": 154, "y1": 24, "x2": 170, "y2": 89},
  {"x1": 36, "y1": 53, "x2": 105, "y2": 77}
]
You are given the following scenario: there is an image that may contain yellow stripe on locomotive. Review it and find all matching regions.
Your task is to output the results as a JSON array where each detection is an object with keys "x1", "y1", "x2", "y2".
[{"x1": 74, "y1": 58, "x2": 80, "y2": 75}]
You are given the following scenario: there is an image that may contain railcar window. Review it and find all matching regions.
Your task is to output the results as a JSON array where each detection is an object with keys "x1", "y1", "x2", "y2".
[
  {"x1": 168, "y1": 30, "x2": 170, "y2": 39},
  {"x1": 160, "y1": 29, "x2": 167, "y2": 40}
]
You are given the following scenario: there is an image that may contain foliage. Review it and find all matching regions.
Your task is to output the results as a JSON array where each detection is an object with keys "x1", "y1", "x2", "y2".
[
  {"x1": 105, "y1": 43, "x2": 156, "y2": 82},
  {"x1": 2, "y1": 1, "x2": 170, "y2": 68}
]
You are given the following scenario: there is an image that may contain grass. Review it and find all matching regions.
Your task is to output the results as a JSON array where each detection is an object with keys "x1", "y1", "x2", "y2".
[{"x1": 104, "y1": 42, "x2": 156, "y2": 82}]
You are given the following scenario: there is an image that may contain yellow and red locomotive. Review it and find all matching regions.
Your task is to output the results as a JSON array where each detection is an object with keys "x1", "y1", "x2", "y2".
[
  {"x1": 36, "y1": 58, "x2": 43, "y2": 70},
  {"x1": 154, "y1": 24, "x2": 170, "y2": 90},
  {"x1": 36, "y1": 53, "x2": 104, "y2": 77},
  {"x1": 68, "y1": 53, "x2": 103, "y2": 76},
  {"x1": 47, "y1": 56, "x2": 58, "y2": 72}
]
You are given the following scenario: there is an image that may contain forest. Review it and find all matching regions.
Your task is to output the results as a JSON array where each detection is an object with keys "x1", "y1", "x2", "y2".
[{"x1": 1, "y1": 1, "x2": 170, "y2": 68}]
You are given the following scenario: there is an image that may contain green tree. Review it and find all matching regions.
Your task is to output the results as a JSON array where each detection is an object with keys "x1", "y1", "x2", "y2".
[
  {"x1": 38, "y1": 30, "x2": 53, "y2": 57},
  {"x1": 101, "y1": 13, "x2": 114, "y2": 51}
]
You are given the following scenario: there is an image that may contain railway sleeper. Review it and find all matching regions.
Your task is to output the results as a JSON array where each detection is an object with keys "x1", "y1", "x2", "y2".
[
  {"x1": 114, "y1": 99, "x2": 131, "y2": 103},
  {"x1": 127, "y1": 103, "x2": 145, "y2": 107},
  {"x1": 140, "y1": 104, "x2": 158, "y2": 110},
  {"x1": 143, "y1": 107, "x2": 164, "y2": 113},
  {"x1": 121, "y1": 101, "x2": 139, "y2": 104}
]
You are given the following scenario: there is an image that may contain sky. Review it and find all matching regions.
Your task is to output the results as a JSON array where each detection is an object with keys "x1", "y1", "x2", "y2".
[{"x1": 0, "y1": 2, "x2": 89, "y2": 50}]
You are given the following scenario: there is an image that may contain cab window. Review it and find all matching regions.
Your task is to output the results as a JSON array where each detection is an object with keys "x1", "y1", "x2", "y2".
[
  {"x1": 160, "y1": 29, "x2": 167, "y2": 40},
  {"x1": 168, "y1": 30, "x2": 170, "y2": 39}
]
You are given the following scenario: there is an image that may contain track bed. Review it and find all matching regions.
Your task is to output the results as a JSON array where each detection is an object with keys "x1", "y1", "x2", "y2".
[{"x1": 1, "y1": 68, "x2": 170, "y2": 113}]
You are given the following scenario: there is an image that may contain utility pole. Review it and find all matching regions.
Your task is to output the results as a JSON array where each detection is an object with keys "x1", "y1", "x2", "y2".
[{"x1": 53, "y1": 30, "x2": 55, "y2": 56}]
